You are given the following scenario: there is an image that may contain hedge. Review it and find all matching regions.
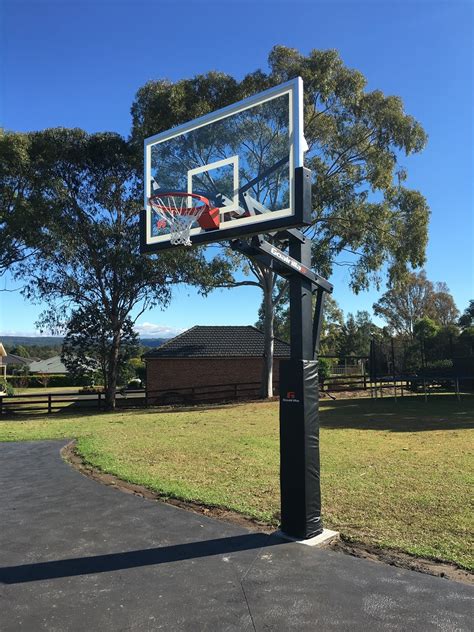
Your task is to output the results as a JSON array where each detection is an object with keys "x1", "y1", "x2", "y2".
[{"x1": 6, "y1": 374, "x2": 92, "y2": 388}]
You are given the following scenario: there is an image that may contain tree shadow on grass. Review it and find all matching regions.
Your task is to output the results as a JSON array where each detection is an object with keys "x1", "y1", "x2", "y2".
[
  {"x1": 319, "y1": 395, "x2": 474, "y2": 432},
  {"x1": 0, "y1": 532, "x2": 284, "y2": 585}
]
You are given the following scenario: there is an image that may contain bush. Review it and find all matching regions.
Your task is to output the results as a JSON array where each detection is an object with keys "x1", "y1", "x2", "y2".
[
  {"x1": 129, "y1": 357, "x2": 146, "y2": 382},
  {"x1": 80, "y1": 386, "x2": 104, "y2": 394},
  {"x1": 7, "y1": 374, "x2": 92, "y2": 388},
  {"x1": 0, "y1": 380, "x2": 14, "y2": 396},
  {"x1": 318, "y1": 358, "x2": 332, "y2": 384},
  {"x1": 127, "y1": 378, "x2": 142, "y2": 389},
  {"x1": 420, "y1": 359, "x2": 454, "y2": 378},
  {"x1": 425, "y1": 359, "x2": 454, "y2": 370}
]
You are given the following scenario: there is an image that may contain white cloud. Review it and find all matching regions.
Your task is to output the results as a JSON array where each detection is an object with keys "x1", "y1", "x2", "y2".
[
  {"x1": 134, "y1": 322, "x2": 183, "y2": 339},
  {"x1": 0, "y1": 324, "x2": 182, "y2": 340},
  {"x1": 0, "y1": 329, "x2": 56, "y2": 337}
]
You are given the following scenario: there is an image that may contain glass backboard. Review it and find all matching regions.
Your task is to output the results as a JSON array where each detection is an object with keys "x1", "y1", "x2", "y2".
[{"x1": 141, "y1": 77, "x2": 307, "y2": 251}]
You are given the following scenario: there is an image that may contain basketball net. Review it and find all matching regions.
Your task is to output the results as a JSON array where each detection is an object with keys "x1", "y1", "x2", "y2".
[{"x1": 149, "y1": 193, "x2": 209, "y2": 247}]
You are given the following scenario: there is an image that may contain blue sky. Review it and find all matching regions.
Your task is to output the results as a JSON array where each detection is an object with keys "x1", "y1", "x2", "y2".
[{"x1": 1, "y1": 0, "x2": 472, "y2": 337}]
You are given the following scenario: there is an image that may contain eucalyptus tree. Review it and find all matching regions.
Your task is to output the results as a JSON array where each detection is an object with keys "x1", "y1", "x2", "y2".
[
  {"x1": 61, "y1": 308, "x2": 140, "y2": 390},
  {"x1": 14, "y1": 128, "x2": 231, "y2": 409},
  {"x1": 459, "y1": 300, "x2": 474, "y2": 330},
  {"x1": 131, "y1": 46, "x2": 430, "y2": 397},
  {"x1": 373, "y1": 271, "x2": 458, "y2": 336},
  {"x1": 0, "y1": 130, "x2": 49, "y2": 274}
]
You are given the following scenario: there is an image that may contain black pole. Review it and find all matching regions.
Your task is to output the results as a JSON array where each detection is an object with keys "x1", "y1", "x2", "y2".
[
  {"x1": 312, "y1": 288, "x2": 326, "y2": 359},
  {"x1": 279, "y1": 234, "x2": 323, "y2": 539}
]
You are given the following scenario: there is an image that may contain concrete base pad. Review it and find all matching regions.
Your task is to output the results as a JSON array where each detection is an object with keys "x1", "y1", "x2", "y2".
[{"x1": 275, "y1": 528, "x2": 340, "y2": 547}]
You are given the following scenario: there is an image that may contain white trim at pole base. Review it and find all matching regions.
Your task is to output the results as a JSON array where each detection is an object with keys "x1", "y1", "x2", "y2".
[{"x1": 274, "y1": 528, "x2": 339, "y2": 547}]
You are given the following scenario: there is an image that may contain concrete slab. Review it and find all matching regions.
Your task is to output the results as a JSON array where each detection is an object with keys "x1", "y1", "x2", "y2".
[
  {"x1": 0, "y1": 441, "x2": 472, "y2": 631},
  {"x1": 275, "y1": 528, "x2": 339, "y2": 546}
]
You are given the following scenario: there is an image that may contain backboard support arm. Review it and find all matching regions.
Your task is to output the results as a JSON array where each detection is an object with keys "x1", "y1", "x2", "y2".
[{"x1": 230, "y1": 236, "x2": 332, "y2": 294}]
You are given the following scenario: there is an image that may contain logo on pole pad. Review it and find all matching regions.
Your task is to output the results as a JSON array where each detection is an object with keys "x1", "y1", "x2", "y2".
[{"x1": 282, "y1": 391, "x2": 301, "y2": 403}]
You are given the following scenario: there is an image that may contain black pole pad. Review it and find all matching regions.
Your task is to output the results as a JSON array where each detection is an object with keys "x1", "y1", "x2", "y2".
[{"x1": 279, "y1": 359, "x2": 322, "y2": 539}]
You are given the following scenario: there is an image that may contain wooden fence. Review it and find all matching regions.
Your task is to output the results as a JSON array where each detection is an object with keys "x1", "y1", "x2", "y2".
[
  {"x1": 0, "y1": 381, "x2": 276, "y2": 415},
  {"x1": 1, "y1": 375, "x2": 464, "y2": 416},
  {"x1": 323, "y1": 373, "x2": 367, "y2": 391}
]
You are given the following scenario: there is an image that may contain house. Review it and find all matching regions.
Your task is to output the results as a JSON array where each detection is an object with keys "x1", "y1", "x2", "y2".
[
  {"x1": 144, "y1": 325, "x2": 290, "y2": 402},
  {"x1": 3, "y1": 353, "x2": 36, "y2": 374},
  {"x1": 28, "y1": 356, "x2": 67, "y2": 374}
]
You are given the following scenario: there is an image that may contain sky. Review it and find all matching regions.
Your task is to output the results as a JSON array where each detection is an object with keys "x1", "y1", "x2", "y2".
[{"x1": 0, "y1": 0, "x2": 472, "y2": 338}]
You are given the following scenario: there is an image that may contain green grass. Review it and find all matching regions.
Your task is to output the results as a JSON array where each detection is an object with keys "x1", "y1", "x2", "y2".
[
  {"x1": 12, "y1": 386, "x2": 83, "y2": 395},
  {"x1": 0, "y1": 395, "x2": 473, "y2": 569}
]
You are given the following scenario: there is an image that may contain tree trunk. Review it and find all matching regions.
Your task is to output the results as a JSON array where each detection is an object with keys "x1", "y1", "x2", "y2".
[
  {"x1": 105, "y1": 330, "x2": 121, "y2": 410},
  {"x1": 260, "y1": 268, "x2": 275, "y2": 399}
]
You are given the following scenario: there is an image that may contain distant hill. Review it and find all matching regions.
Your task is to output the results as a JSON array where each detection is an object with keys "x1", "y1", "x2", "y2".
[
  {"x1": 0, "y1": 335, "x2": 167, "y2": 349},
  {"x1": 140, "y1": 338, "x2": 167, "y2": 348},
  {"x1": 0, "y1": 336, "x2": 64, "y2": 347}
]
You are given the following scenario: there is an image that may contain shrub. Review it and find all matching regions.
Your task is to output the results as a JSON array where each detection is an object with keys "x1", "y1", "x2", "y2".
[
  {"x1": 318, "y1": 358, "x2": 332, "y2": 385},
  {"x1": 127, "y1": 378, "x2": 142, "y2": 389},
  {"x1": 129, "y1": 357, "x2": 146, "y2": 382},
  {"x1": 80, "y1": 386, "x2": 104, "y2": 394},
  {"x1": 425, "y1": 359, "x2": 454, "y2": 370},
  {"x1": 420, "y1": 359, "x2": 454, "y2": 378},
  {"x1": 7, "y1": 374, "x2": 92, "y2": 388},
  {"x1": 0, "y1": 380, "x2": 14, "y2": 396}
]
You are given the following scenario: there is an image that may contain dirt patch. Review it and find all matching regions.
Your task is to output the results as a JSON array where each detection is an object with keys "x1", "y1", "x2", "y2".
[
  {"x1": 61, "y1": 441, "x2": 472, "y2": 586},
  {"x1": 329, "y1": 538, "x2": 472, "y2": 586}
]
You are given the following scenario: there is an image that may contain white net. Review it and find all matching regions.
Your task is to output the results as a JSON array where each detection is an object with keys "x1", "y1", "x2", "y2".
[{"x1": 149, "y1": 193, "x2": 207, "y2": 246}]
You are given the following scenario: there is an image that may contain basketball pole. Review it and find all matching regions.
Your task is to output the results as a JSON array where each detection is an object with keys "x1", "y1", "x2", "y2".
[
  {"x1": 229, "y1": 168, "x2": 331, "y2": 540},
  {"x1": 279, "y1": 232, "x2": 323, "y2": 539}
]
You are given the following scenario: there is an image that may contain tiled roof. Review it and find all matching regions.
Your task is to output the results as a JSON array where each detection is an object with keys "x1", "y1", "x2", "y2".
[
  {"x1": 143, "y1": 326, "x2": 290, "y2": 359},
  {"x1": 3, "y1": 354, "x2": 34, "y2": 366},
  {"x1": 28, "y1": 356, "x2": 67, "y2": 374}
]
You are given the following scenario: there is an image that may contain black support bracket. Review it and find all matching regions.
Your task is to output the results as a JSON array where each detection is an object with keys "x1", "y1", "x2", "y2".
[{"x1": 230, "y1": 236, "x2": 333, "y2": 294}]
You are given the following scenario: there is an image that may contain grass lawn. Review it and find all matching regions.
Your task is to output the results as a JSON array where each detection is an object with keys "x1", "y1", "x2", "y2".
[
  {"x1": 11, "y1": 386, "x2": 83, "y2": 395},
  {"x1": 0, "y1": 395, "x2": 472, "y2": 569}
]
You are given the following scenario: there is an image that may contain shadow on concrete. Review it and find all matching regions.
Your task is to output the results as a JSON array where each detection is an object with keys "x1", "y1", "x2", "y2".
[{"x1": 0, "y1": 532, "x2": 283, "y2": 585}]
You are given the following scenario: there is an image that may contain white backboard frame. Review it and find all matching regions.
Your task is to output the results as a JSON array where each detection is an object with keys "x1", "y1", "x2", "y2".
[{"x1": 142, "y1": 77, "x2": 306, "y2": 251}]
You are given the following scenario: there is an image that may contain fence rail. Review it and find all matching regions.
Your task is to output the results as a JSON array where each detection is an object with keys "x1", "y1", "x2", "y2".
[
  {"x1": 1, "y1": 372, "x2": 469, "y2": 415},
  {"x1": 324, "y1": 374, "x2": 367, "y2": 390},
  {"x1": 330, "y1": 366, "x2": 365, "y2": 376},
  {"x1": 0, "y1": 382, "x2": 277, "y2": 415}
]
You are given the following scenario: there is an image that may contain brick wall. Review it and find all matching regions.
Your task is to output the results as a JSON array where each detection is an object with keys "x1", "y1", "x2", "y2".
[{"x1": 146, "y1": 357, "x2": 282, "y2": 400}]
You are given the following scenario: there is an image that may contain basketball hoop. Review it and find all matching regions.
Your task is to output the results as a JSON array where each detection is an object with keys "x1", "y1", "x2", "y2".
[{"x1": 149, "y1": 192, "x2": 218, "y2": 247}]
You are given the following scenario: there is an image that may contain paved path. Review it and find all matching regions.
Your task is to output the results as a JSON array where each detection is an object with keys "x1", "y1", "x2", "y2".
[{"x1": 0, "y1": 441, "x2": 472, "y2": 631}]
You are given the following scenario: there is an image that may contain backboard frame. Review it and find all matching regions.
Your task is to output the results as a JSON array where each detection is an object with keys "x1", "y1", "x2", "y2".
[{"x1": 140, "y1": 77, "x2": 310, "y2": 253}]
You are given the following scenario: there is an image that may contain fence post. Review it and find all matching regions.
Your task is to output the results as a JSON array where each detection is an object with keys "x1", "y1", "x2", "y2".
[
  {"x1": 48, "y1": 394, "x2": 52, "y2": 414},
  {"x1": 455, "y1": 377, "x2": 460, "y2": 402},
  {"x1": 98, "y1": 392, "x2": 102, "y2": 411},
  {"x1": 0, "y1": 395, "x2": 2, "y2": 415},
  {"x1": 145, "y1": 389, "x2": 149, "y2": 407}
]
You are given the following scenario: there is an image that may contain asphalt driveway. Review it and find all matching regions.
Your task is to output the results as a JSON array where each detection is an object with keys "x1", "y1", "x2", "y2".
[{"x1": 0, "y1": 441, "x2": 472, "y2": 631}]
